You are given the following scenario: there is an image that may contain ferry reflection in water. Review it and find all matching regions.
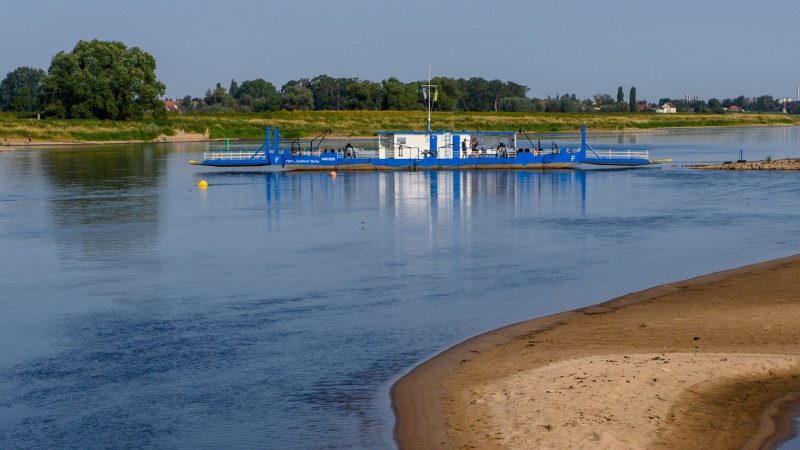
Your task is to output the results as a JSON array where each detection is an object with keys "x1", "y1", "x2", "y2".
[{"x1": 203, "y1": 169, "x2": 589, "y2": 232}]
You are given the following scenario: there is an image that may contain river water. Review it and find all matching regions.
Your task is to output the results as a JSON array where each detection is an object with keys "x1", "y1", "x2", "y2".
[{"x1": 1, "y1": 127, "x2": 799, "y2": 449}]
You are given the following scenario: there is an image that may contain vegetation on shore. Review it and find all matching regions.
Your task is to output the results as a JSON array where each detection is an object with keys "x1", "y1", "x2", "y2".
[
  {"x1": 1, "y1": 111, "x2": 798, "y2": 143},
  {"x1": 3, "y1": 38, "x2": 797, "y2": 144}
]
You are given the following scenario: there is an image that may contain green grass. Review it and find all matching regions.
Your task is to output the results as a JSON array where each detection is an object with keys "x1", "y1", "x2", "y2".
[{"x1": 1, "y1": 111, "x2": 798, "y2": 142}]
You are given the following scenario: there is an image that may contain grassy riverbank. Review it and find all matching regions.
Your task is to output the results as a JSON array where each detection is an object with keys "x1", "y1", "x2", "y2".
[{"x1": 1, "y1": 111, "x2": 798, "y2": 143}]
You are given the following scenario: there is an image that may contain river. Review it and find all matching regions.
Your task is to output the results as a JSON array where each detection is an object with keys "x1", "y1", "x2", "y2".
[{"x1": 1, "y1": 126, "x2": 799, "y2": 449}]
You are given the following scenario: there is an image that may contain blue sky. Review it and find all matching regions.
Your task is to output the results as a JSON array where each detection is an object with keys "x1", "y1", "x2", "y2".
[{"x1": 2, "y1": 0, "x2": 799, "y2": 102}]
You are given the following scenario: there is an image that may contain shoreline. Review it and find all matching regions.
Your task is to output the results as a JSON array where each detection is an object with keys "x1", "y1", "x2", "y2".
[
  {"x1": 1, "y1": 121, "x2": 797, "y2": 148},
  {"x1": 392, "y1": 255, "x2": 800, "y2": 449}
]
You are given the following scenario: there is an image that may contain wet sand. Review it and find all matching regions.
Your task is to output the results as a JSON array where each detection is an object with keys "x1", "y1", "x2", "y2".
[{"x1": 393, "y1": 255, "x2": 800, "y2": 449}]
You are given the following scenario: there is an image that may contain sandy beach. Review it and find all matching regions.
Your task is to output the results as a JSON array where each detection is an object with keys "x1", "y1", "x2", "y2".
[{"x1": 393, "y1": 255, "x2": 800, "y2": 449}]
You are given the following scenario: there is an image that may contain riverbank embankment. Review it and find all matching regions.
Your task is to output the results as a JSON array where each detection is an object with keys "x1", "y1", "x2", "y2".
[
  {"x1": 393, "y1": 255, "x2": 800, "y2": 449},
  {"x1": 2, "y1": 111, "x2": 798, "y2": 145},
  {"x1": 690, "y1": 158, "x2": 800, "y2": 170}
]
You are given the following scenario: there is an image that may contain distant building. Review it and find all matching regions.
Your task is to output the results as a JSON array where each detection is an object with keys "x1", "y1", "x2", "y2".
[
  {"x1": 655, "y1": 102, "x2": 676, "y2": 114},
  {"x1": 164, "y1": 100, "x2": 180, "y2": 112},
  {"x1": 725, "y1": 105, "x2": 745, "y2": 113}
]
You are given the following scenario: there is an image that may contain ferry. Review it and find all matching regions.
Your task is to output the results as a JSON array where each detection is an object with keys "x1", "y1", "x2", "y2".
[{"x1": 190, "y1": 124, "x2": 654, "y2": 171}]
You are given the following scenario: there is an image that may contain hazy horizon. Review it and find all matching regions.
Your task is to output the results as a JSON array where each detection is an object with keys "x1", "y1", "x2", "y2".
[{"x1": 2, "y1": 0, "x2": 799, "y2": 102}]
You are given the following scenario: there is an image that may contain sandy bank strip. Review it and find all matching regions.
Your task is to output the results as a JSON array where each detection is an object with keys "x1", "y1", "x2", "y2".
[
  {"x1": 0, "y1": 129, "x2": 215, "y2": 148},
  {"x1": 690, "y1": 158, "x2": 800, "y2": 170},
  {"x1": 392, "y1": 255, "x2": 800, "y2": 449}
]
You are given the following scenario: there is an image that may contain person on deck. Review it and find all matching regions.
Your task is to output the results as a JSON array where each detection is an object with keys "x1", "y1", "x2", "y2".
[{"x1": 497, "y1": 142, "x2": 507, "y2": 158}]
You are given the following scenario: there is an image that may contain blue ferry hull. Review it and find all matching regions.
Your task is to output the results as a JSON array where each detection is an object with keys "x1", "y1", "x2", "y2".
[
  {"x1": 579, "y1": 156, "x2": 652, "y2": 168},
  {"x1": 277, "y1": 152, "x2": 579, "y2": 171},
  {"x1": 196, "y1": 153, "x2": 581, "y2": 171}
]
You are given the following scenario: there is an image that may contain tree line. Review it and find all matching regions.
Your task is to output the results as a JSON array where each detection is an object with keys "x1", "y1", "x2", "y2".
[
  {"x1": 179, "y1": 75, "x2": 530, "y2": 113},
  {"x1": 2, "y1": 39, "x2": 798, "y2": 119},
  {"x1": 175, "y1": 80, "x2": 800, "y2": 115},
  {"x1": 186, "y1": 78, "x2": 627, "y2": 113}
]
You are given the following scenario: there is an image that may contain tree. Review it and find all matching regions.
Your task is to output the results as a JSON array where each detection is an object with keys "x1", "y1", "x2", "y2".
[
  {"x1": 0, "y1": 67, "x2": 47, "y2": 112},
  {"x1": 557, "y1": 94, "x2": 581, "y2": 112},
  {"x1": 204, "y1": 82, "x2": 236, "y2": 108},
  {"x1": 498, "y1": 97, "x2": 537, "y2": 112},
  {"x1": 629, "y1": 87, "x2": 637, "y2": 112},
  {"x1": 594, "y1": 93, "x2": 613, "y2": 106},
  {"x1": 40, "y1": 39, "x2": 166, "y2": 119},
  {"x1": 380, "y1": 77, "x2": 420, "y2": 110},
  {"x1": 180, "y1": 95, "x2": 192, "y2": 110},
  {"x1": 228, "y1": 79, "x2": 239, "y2": 97},
  {"x1": 617, "y1": 86, "x2": 624, "y2": 103},
  {"x1": 459, "y1": 77, "x2": 495, "y2": 111},
  {"x1": 344, "y1": 79, "x2": 381, "y2": 109},
  {"x1": 430, "y1": 77, "x2": 463, "y2": 111},
  {"x1": 307, "y1": 75, "x2": 341, "y2": 110},
  {"x1": 692, "y1": 99, "x2": 709, "y2": 113},
  {"x1": 752, "y1": 95, "x2": 775, "y2": 112},
  {"x1": 456, "y1": 78, "x2": 529, "y2": 111},
  {"x1": 236, "y1": 79, "x2": 280, "y2": 112},
  {"x1": 708, "y1": 98, "x2": 722, "y2": 112},
  {"x1": 280, "y1": 82, "x2": 314, "y2": 110},
  {"x1": 496, "y1": 81, "x2": 528, "y2": 104}
]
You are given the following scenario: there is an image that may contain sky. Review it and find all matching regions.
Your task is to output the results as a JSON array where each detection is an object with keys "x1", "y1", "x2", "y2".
[{"x1": 2, "y1": 0, "x2": 799, "y2": 102}]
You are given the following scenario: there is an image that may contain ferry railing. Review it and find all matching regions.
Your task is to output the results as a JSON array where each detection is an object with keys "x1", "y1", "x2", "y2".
[
  {"x1": 203, "y1": 146, "x2": 266, "y2": 161},
  {"x1": 589, "y1": 148, "x2": 650, "y2": 159},
  {"x1": 292, "y1": 148, "x2": 380, "y2": 158},
  {"x1": 351, "y1": 149, "x2": 378, "y2": 158},
  {"x1": 334, "y1": 148, "x2": 379, "y2": 159}
]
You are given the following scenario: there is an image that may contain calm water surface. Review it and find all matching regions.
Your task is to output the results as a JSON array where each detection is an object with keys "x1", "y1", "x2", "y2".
[{"x1": 1, "y1": 127, "x2": 800, "y2": 449}]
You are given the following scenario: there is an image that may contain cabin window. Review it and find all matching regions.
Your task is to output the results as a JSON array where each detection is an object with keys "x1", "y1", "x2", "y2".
[{"x1": 397, "y1": 137, "x2": 406, "y2": 145}]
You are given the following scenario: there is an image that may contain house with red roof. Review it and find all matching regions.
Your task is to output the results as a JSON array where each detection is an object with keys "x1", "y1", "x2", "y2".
[{"x1": 164, "y1": 100, "x2": 180, "y2": 112}]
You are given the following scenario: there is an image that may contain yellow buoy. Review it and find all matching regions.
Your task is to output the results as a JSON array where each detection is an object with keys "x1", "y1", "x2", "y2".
[
  {"x1": 198, "y1": 180, "x2": 208, "y2": 189},
  {"x1": 329, "y1": 171, "x2": 337, "y2": 178}
]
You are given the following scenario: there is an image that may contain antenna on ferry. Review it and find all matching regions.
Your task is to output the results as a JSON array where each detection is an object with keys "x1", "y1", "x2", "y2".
[
  {"x1": 421, "y1": 65, "x2": 437, "y2": 133},
  {"x1": 427, "y1": 65, "x2": 431, "y2": 132}
]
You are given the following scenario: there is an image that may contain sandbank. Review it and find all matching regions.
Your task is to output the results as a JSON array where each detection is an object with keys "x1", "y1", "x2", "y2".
[
  {"x1": 690, "y1": 158, "x2": 800, "y2": 170},
  {"x1": 393, "y1": 255, "x2": 800, "y2": 449}
]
